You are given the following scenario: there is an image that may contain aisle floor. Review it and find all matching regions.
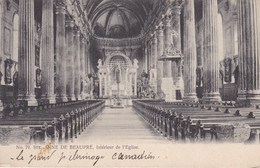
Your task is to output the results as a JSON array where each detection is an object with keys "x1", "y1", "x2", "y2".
[{"x1": 75, "y1": 107, "x2": 171, "y2": 144}]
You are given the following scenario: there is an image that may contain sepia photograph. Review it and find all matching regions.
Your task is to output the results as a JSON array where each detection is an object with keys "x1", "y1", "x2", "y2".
[{"x1": 0, "y1": 0, "x2": 260, "y2": 167}]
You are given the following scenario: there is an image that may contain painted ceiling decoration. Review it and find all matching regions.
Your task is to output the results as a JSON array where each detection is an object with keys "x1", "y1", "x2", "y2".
[{"x1": 81, "y1": 0, "x2": 163, "y2": 38}]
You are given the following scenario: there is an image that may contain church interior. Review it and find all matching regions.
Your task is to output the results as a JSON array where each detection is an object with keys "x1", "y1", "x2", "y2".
[{"x1": 0, "y1": 0, "x2": 260, "y2": 145}]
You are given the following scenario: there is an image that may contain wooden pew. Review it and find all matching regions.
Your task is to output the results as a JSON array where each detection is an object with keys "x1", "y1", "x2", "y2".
[{"x1": 133, "y1": 100, "x2": 260, "y2": 143}]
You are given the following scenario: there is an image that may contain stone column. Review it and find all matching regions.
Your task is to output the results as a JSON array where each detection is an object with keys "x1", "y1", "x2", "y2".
[
  {"x1": 129, "y1": 73, "x2": 132, "y2": 95},
  {"x1": 156, "y1": 25, "x2": 164, "y2": 98},
  {"x1": 134, "y1": 73, "x2": 137, "y2": 96},
  {"x1": 151, "y1": 35, "x2": 157, "y2": 68},
  {"x1": 161, "y1": 14, "x2": 174, "y2": 102},
  {"x1": 65, "y1": 18, "x2": 76, "y2": 101},
  {"x1": 80, "y1": 36, "x2": 86, "y2": 100},
  {"x1": 0, "y1": 2, "x2": 3, "y2": 115},
  {"x1": 99, "y1": 73, "x2": 102, "y2": 97},
  {"x1": 172, "y1": 3, "x2": 184, "y2": 99},
  {"x1": 86, "y1": 40, "x2": 91, "y2": 74},
  {"x1": 55, "y1": 0, "x2": 67, "y2": 102},
  {"x1": 163, "y1": 14, "x2": 173, "y2": 78},
  {"x1": 237, "y1": 0, "x2": 260, "y2": 106},
  {"x1": 144, "y1": 43, "x2": 148, "y2": 72},
  {"x1": 74, "y1": 28, "x2": 81, "y2": 100},
  {"x1": 183, "y1": 0, "x2": 198, "y2": 102},
  {"x1": 18, "y1": 0, "x2": 37, "y2": 106},
  {"x1": 150, "y1": 34, "x2": 157, "y2": 94},
  {"x1": 41, "y1": 0, "x2": 56, "y2": 104},
  {"x1": 202, "y1": 0, "x2": 221, "y2": 103}
]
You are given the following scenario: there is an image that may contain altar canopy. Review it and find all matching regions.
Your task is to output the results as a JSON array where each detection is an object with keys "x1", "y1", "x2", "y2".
[{"x1": 97, "y1": 52, "x2": 138, "y2": 98}]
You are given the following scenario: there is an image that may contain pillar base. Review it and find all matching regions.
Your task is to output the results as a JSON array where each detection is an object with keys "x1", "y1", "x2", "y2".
[
  {"x1": 77, "y1": 97, "x2": 82, "y2": 101},
  {"x1": 81, "y1": 94, "x2": 86, "y2": 100},
  {"x1": 161, "y1": 77, "x2": 175, "y2": 102},
  {"x1": 60, "y1": 96, "x2": 68, "y2": 102},
  {"x1": 202, "y1": 92, "x2": 221, "y2": 104},
  {"x1": 46, "y1": 95, "x2": 56, "y2": 104},
  {"x1": 236, "y1": 91, "x2": 260, "y2": 107},
  {"x1": 70, "y1": 96, "x2": 76, "y2": 101},
  {"x1": 183, "y1": 93, "x2": 198, "y2": 102},
  {"x1": 18, "y1": 94, "x2": 38, "y2": 106}
]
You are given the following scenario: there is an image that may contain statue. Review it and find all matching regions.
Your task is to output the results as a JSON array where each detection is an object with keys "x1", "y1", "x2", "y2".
[
  {"x1": 98, "y1": 59, "x2": 102, "y2": 67},
  {"x1": 115, "y1": 64, "x2": 121, "y2": 84},
  {"x1": 133, "y1": 59, "x2": 138, "y2": 67}
]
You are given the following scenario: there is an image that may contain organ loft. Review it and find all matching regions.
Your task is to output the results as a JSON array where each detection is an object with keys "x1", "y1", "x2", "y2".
[{"x1": 0, "y1": 0, "x2": 260, "y2": 145}]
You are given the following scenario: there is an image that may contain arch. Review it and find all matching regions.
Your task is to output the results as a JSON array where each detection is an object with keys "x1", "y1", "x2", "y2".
[
  {"x1": 12, "y1": 13, "x2": 19, "y2": 62},
  {"x1": 105, "y1": 51, "x2": 132, "y2": 66}
]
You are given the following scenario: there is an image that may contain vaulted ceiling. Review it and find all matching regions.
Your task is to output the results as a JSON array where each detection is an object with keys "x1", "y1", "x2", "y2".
[{"x1": 81, "y1": 0, "x2": 162, "y2": 38}]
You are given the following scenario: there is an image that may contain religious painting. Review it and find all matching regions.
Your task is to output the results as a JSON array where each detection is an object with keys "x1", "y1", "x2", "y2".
[{"x1": 4, "y1": 27, "x2": 11, "y2": 55}]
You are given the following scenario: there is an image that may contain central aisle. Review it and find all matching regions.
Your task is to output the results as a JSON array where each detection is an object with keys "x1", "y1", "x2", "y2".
[{"x1": 75, "y1": 107, "x2": 171, "y2": 144}]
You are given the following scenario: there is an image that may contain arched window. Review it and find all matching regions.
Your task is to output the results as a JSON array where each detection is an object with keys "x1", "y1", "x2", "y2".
[
  {"x1": 217, "y1": 13, "x2": 224, "y2": 61},
  {"x1": 12, "y1": 13, "x2": 19, "y2": 62}
]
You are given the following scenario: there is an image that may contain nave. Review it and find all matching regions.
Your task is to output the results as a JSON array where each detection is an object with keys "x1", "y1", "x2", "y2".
[{"x1": 75, "y1": 107, "x2": 170, "y2": 144}]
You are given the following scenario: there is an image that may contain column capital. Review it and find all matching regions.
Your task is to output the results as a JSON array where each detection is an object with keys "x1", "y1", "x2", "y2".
[
  {"x1": 156, "y1": 23, "x2": 164, "y2": 35},
  {"x1": 74, "y1": 27, "x2": 80, "y2": 36},
  {"x1": 55, "y1": 0, "x2": 66, "y2": 14},
  {"x1": 163, "y1": 14, "x2": 172, "y2": 27},
  {"x1": 151, "y1": 34, "x2": 157, "y2": 44},
  {"x1": 65, "y1": 16, "x2": 74, "y2": 27},
  {"x1": 80, "y1": 35, "x2": 86, "y2": 44},
  {"x1": 172, "y1": 1, "x2": 183, "y2": 16}
]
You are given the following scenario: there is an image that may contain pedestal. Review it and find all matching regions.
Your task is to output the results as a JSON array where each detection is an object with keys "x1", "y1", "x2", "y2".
[
  {"x1": 161, "y1": 77, "x2": 175, "y2": 102},
  {"x1": 71, "y1": 96, "x2": 76, "y2": 101},
  {"x1": 47, "y1": 97, "x2": 56, "y2": 104},
  {"x1": 24, "y1": 96, "x2": 38, "y2": 107},
  {"x1": 237, "y1": 90, "x2": 260, "y2": 107}
]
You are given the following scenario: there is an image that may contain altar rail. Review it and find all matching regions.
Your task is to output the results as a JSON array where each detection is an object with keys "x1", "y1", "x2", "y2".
[
  {"x1": 133, "y1": 100, "x2": 260, "y2": 143},
  {"x1": 0, "y1": 100, "x2": 105, "y2": 145}
]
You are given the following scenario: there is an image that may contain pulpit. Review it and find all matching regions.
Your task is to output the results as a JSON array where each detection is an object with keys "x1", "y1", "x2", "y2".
[{"x1": 97, "y1": 52, "x2": 138, "y2": 107}]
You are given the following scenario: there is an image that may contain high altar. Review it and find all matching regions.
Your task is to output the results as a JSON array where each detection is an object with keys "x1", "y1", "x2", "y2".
[{"x1": 97, "y1": 51, "x2": 138, "y2": 107}]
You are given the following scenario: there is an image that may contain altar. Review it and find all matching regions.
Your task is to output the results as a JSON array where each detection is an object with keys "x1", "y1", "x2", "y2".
[{"x1": 97, "y1": 52, "x2": 138, "y2": 107}]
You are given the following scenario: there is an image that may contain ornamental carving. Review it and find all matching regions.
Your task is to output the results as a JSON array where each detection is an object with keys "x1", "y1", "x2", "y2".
[
  {"x1": 165, "y1": 44, "x2": 182, "y2": 56},
  {"x1": 55, "y1": 0, "x2": 66, "y2": 7},
  {"x1": 4, "y1": 59, "x2": 13, "y2": 84}
]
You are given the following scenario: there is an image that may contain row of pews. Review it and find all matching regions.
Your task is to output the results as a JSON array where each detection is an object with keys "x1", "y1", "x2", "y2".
[
  {"x1": 133, "y1": 100, "x2": 260, "y2": 143},
  {"x1": 0, "y1": 100, "x2": 105, "y2": 144}
]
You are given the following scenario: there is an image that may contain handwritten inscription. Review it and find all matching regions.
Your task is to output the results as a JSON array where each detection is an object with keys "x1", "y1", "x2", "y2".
[{"x1": 10, "y1": 144, "x2": 158, "y2": 166}]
